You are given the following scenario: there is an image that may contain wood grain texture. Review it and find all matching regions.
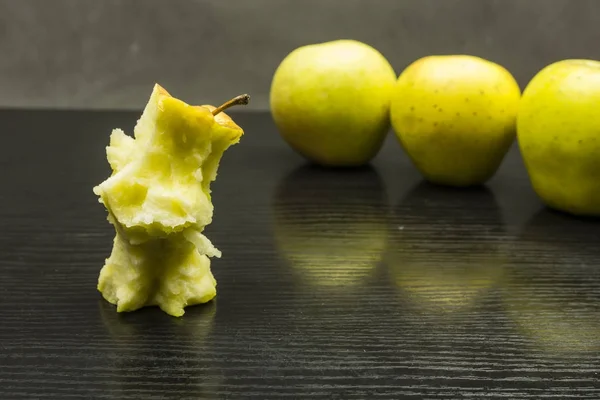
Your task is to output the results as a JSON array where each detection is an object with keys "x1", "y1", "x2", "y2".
[{"x1": 1, "y1": 110, "x2": 599, "y2": 399}]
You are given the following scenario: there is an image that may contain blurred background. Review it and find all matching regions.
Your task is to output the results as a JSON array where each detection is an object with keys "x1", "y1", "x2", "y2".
[{"x1": 1, "y1": 0, "x2": 599, "y2": 110}]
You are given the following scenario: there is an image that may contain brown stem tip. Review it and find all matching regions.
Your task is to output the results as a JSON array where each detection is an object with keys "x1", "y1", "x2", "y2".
[{"x1": 212, "y1": 94, "x2": 250, "y2": 116}]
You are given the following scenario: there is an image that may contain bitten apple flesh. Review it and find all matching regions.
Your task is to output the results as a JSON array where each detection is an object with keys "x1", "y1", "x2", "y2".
[{"x1": 93, "y1": 84, "x2": 245, "y2": 317}]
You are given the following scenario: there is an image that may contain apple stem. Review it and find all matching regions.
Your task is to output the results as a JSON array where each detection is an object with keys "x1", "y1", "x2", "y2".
[{"x1": 212, "y1": 94, "x2": 250, "y2": 116}]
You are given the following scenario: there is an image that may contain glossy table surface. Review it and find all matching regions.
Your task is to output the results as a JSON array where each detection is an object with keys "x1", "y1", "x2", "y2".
[{"x1": 1, "y1": 110, "x2": 599, "y2": 399}]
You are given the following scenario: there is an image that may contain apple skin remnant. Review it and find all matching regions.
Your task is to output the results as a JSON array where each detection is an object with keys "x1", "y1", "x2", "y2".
[{"x1": 93, "y1": 84, "x2": 246, "y2": 317}]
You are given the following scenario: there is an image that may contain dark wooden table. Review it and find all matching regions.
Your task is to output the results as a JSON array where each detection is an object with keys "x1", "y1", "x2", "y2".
[{"x1": 1, "y1": 110, "x2": 599, "y2": 399}]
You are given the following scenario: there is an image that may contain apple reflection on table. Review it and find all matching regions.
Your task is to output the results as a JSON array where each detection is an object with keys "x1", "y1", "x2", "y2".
[
  {"x1": 271, "y1": 165, "x2": 390, "y2": 296},
  {"x1": 502, "y1": 209, "x2": 600, "y2": 360},
  {"x1": 386, "y1": 181, "x2": 508, "y2": 321},
  {"x1": 99, "y1": 300, "x2": 222, "y2": 398}
]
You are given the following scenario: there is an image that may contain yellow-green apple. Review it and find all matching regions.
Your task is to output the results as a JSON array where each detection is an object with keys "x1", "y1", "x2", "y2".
[
  {"x1": 517, "y1": 59, "x2": 600, "y2": 216},
  {"x1": 390, "y1": 55, "x2": 521, "y2": 186},
  {"x1": 270, "y1": 40, "x2": 397, "y2": 167}
]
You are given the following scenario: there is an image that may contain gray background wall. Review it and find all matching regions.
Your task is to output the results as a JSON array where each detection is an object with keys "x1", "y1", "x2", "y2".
[{"x1": 1, "y1": 0, "x2": 599, "y2": 110}]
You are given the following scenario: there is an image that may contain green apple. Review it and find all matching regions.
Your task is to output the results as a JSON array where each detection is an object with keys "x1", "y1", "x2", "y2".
[
  {"x1": 269, "y1": 40, "x2": 397, "y2": 167},
  {"x1": 517, "y1": 59, "x2": 600, "y2": 216},
  {"x1": 390, "y1": 55, "x2": 521, "y2": 186}
]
